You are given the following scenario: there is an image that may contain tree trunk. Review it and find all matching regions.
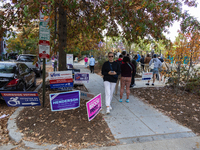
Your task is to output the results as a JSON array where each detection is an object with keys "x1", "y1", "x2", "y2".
[{"x1": 58, "y1": 2, "x2": 67, "y2": 71}]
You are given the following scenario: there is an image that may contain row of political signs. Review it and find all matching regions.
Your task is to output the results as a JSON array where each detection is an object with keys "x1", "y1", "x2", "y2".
[{"x1": 1, "y1": 90, "x2": 101, "y2": 122}]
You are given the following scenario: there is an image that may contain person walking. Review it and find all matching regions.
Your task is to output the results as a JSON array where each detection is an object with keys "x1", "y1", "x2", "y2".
[
  {"x1": 102, "y1": 52, "x2": 120, "y2": 114},
  {"x1": 136, "y1": 51, "x2": 141, "y2": 62},
  {"x1": 117, "y1": 51, "x2": 121, "y2": 58},
  {"x1": 140, "y1": 55, "x2": 145, "y2": 72},
  {"x1": 130, "y1": 55, "x2": 138, "y2": 87},
  {"x1": 146, "y1": 54, "x2": 162, "y2": 86},
  {"x1": 89, "y1": 55, "x2": 95, "y2": 73},
  {"x1": 114, "y1": 54, "x2": 123, "y2": 95},
  {"x1": 84, "y1": 56, "x2": 88, "y2": 68},
  {"x1": 144, "y1": 54, "x2": 151, "y2": 72},
  {"x1": 119, "y1": 56, "x2": 135, "y2": 103}
]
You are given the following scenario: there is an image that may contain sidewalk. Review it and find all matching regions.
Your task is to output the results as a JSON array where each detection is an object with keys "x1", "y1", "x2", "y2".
[{"x1": 74, "y1": 62, "x2": 199, "y2": 150}]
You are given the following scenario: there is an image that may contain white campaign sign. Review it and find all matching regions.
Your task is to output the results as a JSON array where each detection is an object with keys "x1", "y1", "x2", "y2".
[
  {"x1": 49, "y1": 71, "x2": 72, "y2": 80},
  {"x1": 66, "y1": 54, "x2": 73, "y2": 65},
  {"x1": 142, "y1": 72, "x2": 153, "y2": 80}
]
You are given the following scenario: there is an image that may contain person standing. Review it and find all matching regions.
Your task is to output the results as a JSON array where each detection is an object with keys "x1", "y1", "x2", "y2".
[
  {"x1": 84, "y1": 56, "x2": 88, "y2": 68},
  {"x1": 114, "y1": 54, "x2": 123, "y2": 95},
  {"x1": 146, "y1": 54, "x2": 162, "y2": 86},
  {"x1": 117, "y1": 51, "x2": 121, "y2": 58},
  {"x1": 144, "y1": 54, "x2": 151, "y2": 72},
  {"x1": 136, "y1": 51, "x2": 141, "y2": 62},
  {"x1": 140, "y1": 55, "x2": 145, "y2": 71},
  {"x1": 119, "y1": 56, "x2": 135, "y2": 103},
  {"x1": 89, "y1": 55, "x2": 95, "y2": 73},
  {"x1": 102, "y1": 52, "x2": 120, "y2": 114},
  {"x1": 130, "y1": 55, "x2": 138, "y2": 87}
]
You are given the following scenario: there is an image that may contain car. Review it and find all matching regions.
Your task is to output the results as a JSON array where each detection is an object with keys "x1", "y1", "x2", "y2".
[
  {"x1": 0, "y1": 61, "x2": 36, "y2": 92},
  {"x1": 17, "y1": 54, "x2": 42, "y2": 77}
]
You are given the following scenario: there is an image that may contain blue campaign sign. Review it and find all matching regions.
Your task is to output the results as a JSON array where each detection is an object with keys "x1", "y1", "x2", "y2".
[
  {"x1": 49, "y1": 90, "x2": 80, "y2": 111},
  {"x1": 50, "y1": 82, "x2": 73, "y2": 89},
  {"x1": 1, "y1": 92, "x2": 41, "y2": 107}
]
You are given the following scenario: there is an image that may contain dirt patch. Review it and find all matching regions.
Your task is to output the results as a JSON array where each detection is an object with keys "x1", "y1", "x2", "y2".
[
  {"x1": 16, "y1": 84, "x2": 116, "y2": 149},
  {"x1": 131, "y1": 87, "x2": 200, "y2": 135}
]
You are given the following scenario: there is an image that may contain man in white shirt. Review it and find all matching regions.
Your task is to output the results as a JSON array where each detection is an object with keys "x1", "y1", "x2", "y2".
[{"x1": 117, "y1": 51, "x2": 121, "y2": 58}]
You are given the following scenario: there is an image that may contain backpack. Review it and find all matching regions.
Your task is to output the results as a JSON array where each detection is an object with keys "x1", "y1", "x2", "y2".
[{"x1": 116, "y1": 60, "x2": 122, "y2": 67}]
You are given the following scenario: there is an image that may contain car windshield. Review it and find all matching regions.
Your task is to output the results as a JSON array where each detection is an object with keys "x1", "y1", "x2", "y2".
[
  {"x1": 0, "y1": 64, "x2": 16, "y2": 73},
  {"x1": 18, "y1": 55, "x2": 36, "y2": 62}
]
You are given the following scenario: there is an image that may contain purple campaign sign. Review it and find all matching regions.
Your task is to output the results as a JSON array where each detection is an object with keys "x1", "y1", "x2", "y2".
[
  {"x1": 49, "y1": 90, "x2": 80, "y2": 111},
  {"x1": 86, "y1": 94, "x2": 101, "y2": 121},
  {"x1": 74, "y1": 73, "x2": 89, "y2": 83}
]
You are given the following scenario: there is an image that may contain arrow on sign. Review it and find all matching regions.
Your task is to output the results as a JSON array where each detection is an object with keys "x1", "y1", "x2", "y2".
[{"x1": 22, "y1": 102, "x2": 39, "y2": 105}]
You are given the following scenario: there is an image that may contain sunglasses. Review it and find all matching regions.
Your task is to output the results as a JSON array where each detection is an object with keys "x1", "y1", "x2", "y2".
[{"x1": 108, "y1": 56, "x2": 114, "y2": 58}]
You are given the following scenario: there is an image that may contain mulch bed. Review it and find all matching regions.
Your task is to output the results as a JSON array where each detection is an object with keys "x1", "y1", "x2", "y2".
[
  {"x1": 131, "y1": 87, "x2": 200, "y2": 135},
  {"x1": 16, "y1": 83, "x2": 116, "y2": 149}
]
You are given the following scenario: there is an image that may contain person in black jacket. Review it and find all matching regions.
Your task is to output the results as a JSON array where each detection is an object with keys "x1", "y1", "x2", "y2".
[
  {"x1": 102, "y1": 52, "x2": 121, "y2": 114},
  {"x1": 140, "y1": 55, "x2": 145, "y2": 71}
]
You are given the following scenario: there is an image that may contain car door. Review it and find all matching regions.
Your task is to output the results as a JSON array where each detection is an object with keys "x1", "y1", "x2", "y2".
[{"x1": 22, "y1": 64, "x2": 34, "y2": 87}]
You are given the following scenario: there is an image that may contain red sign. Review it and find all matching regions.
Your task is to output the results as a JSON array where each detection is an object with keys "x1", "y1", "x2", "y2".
[
  {"x1": 39, "y1": 40, "x2": 50, "y2": 46},
  {"x1": 39, "y1": 40, "x2": 50, "y2": 59},
  {"x1": 39, "y1": 53, "x2": 50, "y2": 59},
  {"x1": 49, "y1": 78, "x2": 73, "y2": 84}
]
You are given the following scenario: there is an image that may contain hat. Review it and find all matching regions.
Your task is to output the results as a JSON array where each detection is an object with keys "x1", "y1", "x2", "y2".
[
  {"x1": 153, "y1": 54, "x2": 157, "y2": 57},
  {"x1": 91, "y1": 55, "x2": 93, "y2": 57}
]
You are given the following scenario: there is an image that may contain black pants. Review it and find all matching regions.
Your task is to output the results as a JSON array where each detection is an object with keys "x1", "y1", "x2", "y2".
[
  {"x1": 131, "y1": 72, "x2": 136, "y2": 85},
  {"x1": 90, "y1": 66, "x2": 94, "y2": 73}
]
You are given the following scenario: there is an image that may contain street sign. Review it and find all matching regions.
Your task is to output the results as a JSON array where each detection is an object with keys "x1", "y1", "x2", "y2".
[
  {"x1": 86, "y1": 93, "x2": 102, "y2": 121},
  {"x1": 74, "y1": 72, "x2": 89, "y2": 84},
  {"x1": 39, "y1": 22, "x2": 50, "y2": 41},
  {"x1": 50, "y1": 90, "x2": 80, "y2": 111},
  {"x1": 39, "y1": 40, "x2": 50, "y2": 59},
  {"x1": 1, "y1": 92, "x2": 41, "y2": 107},
  {"x1": 142, "y1": 72, "x2": 153, "y2": 80},
  {"x1": 40, "y1": 2, "x2": 50, "y2": 22}
]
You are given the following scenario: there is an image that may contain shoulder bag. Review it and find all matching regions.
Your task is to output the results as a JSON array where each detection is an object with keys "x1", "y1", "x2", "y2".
[{"x1": 108, "y1": 61, "x2": 118, "y2": 79}]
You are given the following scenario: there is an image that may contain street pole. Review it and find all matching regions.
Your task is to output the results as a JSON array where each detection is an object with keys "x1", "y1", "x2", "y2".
[{"x1": 42, "y1": 58, "x2": 46, "y2": 107}]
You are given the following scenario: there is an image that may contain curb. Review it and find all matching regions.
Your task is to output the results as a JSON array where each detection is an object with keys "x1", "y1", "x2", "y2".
[{"x1": 7, "y1": 78, "x2": 61, "y2": 149}]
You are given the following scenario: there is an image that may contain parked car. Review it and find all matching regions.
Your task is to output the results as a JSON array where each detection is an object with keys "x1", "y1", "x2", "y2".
[
  {"x1": 17, "y1": 54, "x2": 42, "y2": 77},
  {"x1": 0, "y1": 61, "x2": 36, "y2": 92}
]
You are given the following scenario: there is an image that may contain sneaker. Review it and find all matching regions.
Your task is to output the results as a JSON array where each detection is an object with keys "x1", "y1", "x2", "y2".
[
  {"x1": 106, "y1": 107, "x2": 110, "y2": 114},
  {"x1": 126, "y1": 99, "x2": 129, "y2": 103},
  {"x1": 145, "y1": 83, "x2": 149, "y2": 85},
  {"x1": 133, "y1": 84, "x2": 136, "y2": 86},
  {"x1": 109, "y1": 106, "x2": 112, "y2": 110},
  {"x1": 130, "y1": 85, "x2": 134, "y2": 88},
  {"x1": 119, "y1": 99, "x2": 123, "y2": 102},
  {"x1": 152, "y1": 83, "x2": 154, "y2": 86}
]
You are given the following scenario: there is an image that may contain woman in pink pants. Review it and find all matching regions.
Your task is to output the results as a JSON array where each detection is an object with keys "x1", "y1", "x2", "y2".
[{"x1": 120, "y1": 56, "x2": 135, "y2": 103}]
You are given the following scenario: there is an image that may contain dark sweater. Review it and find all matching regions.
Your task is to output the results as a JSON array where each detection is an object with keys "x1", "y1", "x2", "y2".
[
  {"x1": 101, "y1": 61, "x2": 121, "y2": 83},
  {"x1": 121, "y1": 63, "x2": 135, "y2": 77}
]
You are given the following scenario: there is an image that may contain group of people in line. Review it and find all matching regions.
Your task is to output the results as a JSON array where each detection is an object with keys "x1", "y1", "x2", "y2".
[{"x1": 101, "y1": 51, "x2": 168, "y2": 114}]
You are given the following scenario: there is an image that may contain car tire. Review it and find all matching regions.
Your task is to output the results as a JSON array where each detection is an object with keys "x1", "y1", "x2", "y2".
[{"x1": 33, "y1": 76, "x2": 36, "y2": 87}]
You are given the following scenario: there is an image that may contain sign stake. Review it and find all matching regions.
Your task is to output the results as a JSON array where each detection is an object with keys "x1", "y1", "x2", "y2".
[{"x1": 43, "y1": 58, "x2": 46, "y2": 107}]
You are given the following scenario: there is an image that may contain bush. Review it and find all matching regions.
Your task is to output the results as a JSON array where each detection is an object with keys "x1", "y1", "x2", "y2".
[{"x1": 97, "y1": 57, "x2": 107, "y2": 70}]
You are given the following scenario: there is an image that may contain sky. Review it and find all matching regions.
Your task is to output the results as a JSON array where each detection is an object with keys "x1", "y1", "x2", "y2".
[{"x1": 164, "y1": 2, "x2": 200, "y2": 42}]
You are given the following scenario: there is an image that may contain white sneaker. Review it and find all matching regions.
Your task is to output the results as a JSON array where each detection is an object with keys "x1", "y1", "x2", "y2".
[
  {"x1": 106, "y1": 107, "x2": 110, "y2": 114},
  {"x1": 109, "y1": 106, "x2": 112, "y2": 110}
]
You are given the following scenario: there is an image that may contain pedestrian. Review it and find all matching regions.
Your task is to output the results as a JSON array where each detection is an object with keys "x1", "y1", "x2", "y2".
[
  {"x1": 119, "y1": 56, "x2": 135, "y2": 103},
  {"x1": 102, "y1": 52, "x2": 120, "y2": 114},
  {"x1": 114, "y1": 54, "x2": 123, "y2": 95},
  {"x1": 130, "y1": 55, "x2": 138, "y2": 87},
  {"x1": 84, "y1": 56, "x2": 88, "y2": 68},
  {"x1": 140, "y1": 55, "x2": 145, "y2": 71},
  {"x1": 121, "y1": 51, "x2": 127, "y2": 57},
  {"x1": 159, "y1": 61, "x2": 169, "y2": 84},
  {"x1": 54, "y1": 57, "x2": 58, "y2": 71},
  {"x1": 89, "y1": 55, "x2": 95, "y2": 73},
  {"x1": 146, "y1": 54, "x2": 162, "y2": 86},
  {"x1": 144, "y1": 54, "x2": 151, "y2": 72},
  {"x1": 117, "y1": 51, "x2": 121, "y2": 58},
  {"x1": 136, "y1": 51, "x2": 141, "y2": 62}
]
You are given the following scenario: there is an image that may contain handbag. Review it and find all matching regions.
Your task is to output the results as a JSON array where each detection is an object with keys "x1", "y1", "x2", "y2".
[
  {"x1": 108, "y1": 61, "x2": 118, "y2": 79},
  {"x1": 149, "y1": 59, "x2": 155, "y2": 70}
]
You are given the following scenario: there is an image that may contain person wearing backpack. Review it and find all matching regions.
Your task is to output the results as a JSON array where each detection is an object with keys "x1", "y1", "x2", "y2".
[
  {"x1": 146, "y1": 54, "x2": 162, "y2": 86},
  {"x1": 114, "y1": 54, "x2": 123, "y2": 95}
]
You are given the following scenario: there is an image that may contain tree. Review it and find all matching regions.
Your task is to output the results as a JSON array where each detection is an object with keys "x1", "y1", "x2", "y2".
[{"x1": 1, "y1": 0, "x2": 199, "y2": 70}]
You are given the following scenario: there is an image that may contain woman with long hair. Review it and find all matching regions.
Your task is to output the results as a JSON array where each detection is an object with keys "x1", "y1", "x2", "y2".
[
  {"x1": 120, "y1": 56, "x2": 135, "y2": 103},
  {"x1": 102, "y1": 52, "x2": 121, "y2": 114}
]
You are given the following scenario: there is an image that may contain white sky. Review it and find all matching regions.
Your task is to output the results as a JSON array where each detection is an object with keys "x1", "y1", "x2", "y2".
[{"x1": 164, "y1": 2, "x2": 200, "y2": 42}]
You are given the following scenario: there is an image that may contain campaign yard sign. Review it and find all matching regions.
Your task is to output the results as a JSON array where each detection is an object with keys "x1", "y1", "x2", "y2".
[
  {"x1": 80, "y1": 91, "x2": 94, "y2": 100},
  {"x1": 74, "y1": 72, "x2": 89, "y2": 84},
  {"x1": 1, "y1": 92, "x2": 41, "y2": 107},
  {"x1": 142, "y1": 72, "x2": 153, "y2": 80},
  {"x1": 49, "y1": 90, "x2": 80, "y2": 111},
  {"x1": 49, "y1": 71, "x2": 73, "y2": 89},
  {"x1": 86, "y1": 94, "x2": 102, "y2": 121}
]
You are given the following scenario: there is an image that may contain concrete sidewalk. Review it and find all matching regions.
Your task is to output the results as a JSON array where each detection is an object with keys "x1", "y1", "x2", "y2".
[{"x1": 74, "y1": 62, "x2": 199, "y2": 150}]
